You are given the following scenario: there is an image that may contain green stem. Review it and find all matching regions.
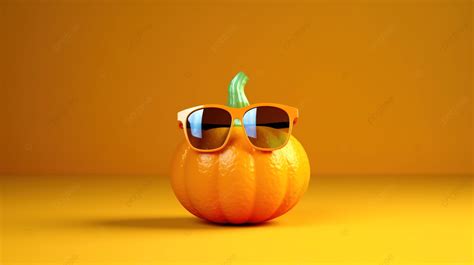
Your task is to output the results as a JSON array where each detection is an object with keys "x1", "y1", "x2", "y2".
[
  {"x1": 227, "y1": 72, "x2": 250, "y2": 108},
  {"x1": 227, "y1": 72, "x2": 250, "y2": 126}
]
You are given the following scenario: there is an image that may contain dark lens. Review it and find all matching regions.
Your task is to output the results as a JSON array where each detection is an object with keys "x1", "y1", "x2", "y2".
[
  {"x1": 186, "y1": 108, "x2": 232, "y2": 150},
  {"x1": 242, "y1": 106, "x2": 290, "y2": 149}
]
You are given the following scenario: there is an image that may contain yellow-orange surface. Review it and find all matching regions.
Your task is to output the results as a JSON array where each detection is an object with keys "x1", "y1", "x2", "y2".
[{"x1": 1, "y1": 175, "x2": 472, "y2": 264}]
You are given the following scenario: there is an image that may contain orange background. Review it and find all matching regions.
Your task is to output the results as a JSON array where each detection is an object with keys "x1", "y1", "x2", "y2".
[{"x1": 1, "y1": 1, "x2": 472, "y2": 176}]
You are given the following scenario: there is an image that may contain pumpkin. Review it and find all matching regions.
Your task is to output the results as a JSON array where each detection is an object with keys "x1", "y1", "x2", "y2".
[{"x1": 171, "y1": 72, "x2": 310, "y2": 224}]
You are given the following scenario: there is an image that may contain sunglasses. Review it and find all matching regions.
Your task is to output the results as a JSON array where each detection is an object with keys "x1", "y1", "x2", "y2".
[{"x1": 177, "y1": 103, "x2": 299, "y2": 152}]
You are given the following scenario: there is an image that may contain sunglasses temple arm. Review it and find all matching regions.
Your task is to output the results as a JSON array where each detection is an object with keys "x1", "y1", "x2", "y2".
[
  {"x1": 293, "y1": 108, "x2": 300, "y2": 124},
  {"x1": 178, "y1": 121, "x2": 184, "y2": 129}
]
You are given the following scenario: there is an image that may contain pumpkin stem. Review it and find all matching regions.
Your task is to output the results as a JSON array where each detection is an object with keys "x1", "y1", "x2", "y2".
[
  {"x1": 227, "y1": 72, "x2": 250, "y2": 126},
  {"x1": 227, "y1": 72, "x2": 250, "y2": 108}
]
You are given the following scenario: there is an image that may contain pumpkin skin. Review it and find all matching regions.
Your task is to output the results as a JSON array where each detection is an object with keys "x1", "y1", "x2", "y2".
[{"x1": 170, "y1": 126, "x2": 310, "y2": 224}]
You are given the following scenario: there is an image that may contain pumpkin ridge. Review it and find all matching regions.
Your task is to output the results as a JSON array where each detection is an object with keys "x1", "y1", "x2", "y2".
[
  {"x1": 288, "y1": 138, "x2": 310, "y2": 209},
  {"x1": 260, "y1": 129, "x2": 291, "y2": 221},
  {"x1": 266, "y1": 147, "x2": 292, "y2": 220},
  {"x1": 279, "y1": 139, "x2": 308, "y2": 217},
  {"x1": 173, "y1": 146, "x2": 202, "y2": 219},
  {"x1": 282, "y1": 141, "x2": 300, "y2": 216},
  {"x1": 183, "y1": 149, "x2": 204, "y2": 219},
  {"x1": 243, "y1": 150, "x2": 258, "y2": 223},
  {"x1": 256, "y1": 127, "x2": 289, "y2": 220},
  {"x1": 215, "y1": 151, "x2": 229, "y2": 224},
  {"x1": 217, "y1": 148, "x2": 233, "y2": 222}
]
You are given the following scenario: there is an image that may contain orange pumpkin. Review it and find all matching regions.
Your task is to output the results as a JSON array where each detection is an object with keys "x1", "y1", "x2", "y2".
[{"x1": 171, "y1": 72, "x2": 310, "y2": 224}]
